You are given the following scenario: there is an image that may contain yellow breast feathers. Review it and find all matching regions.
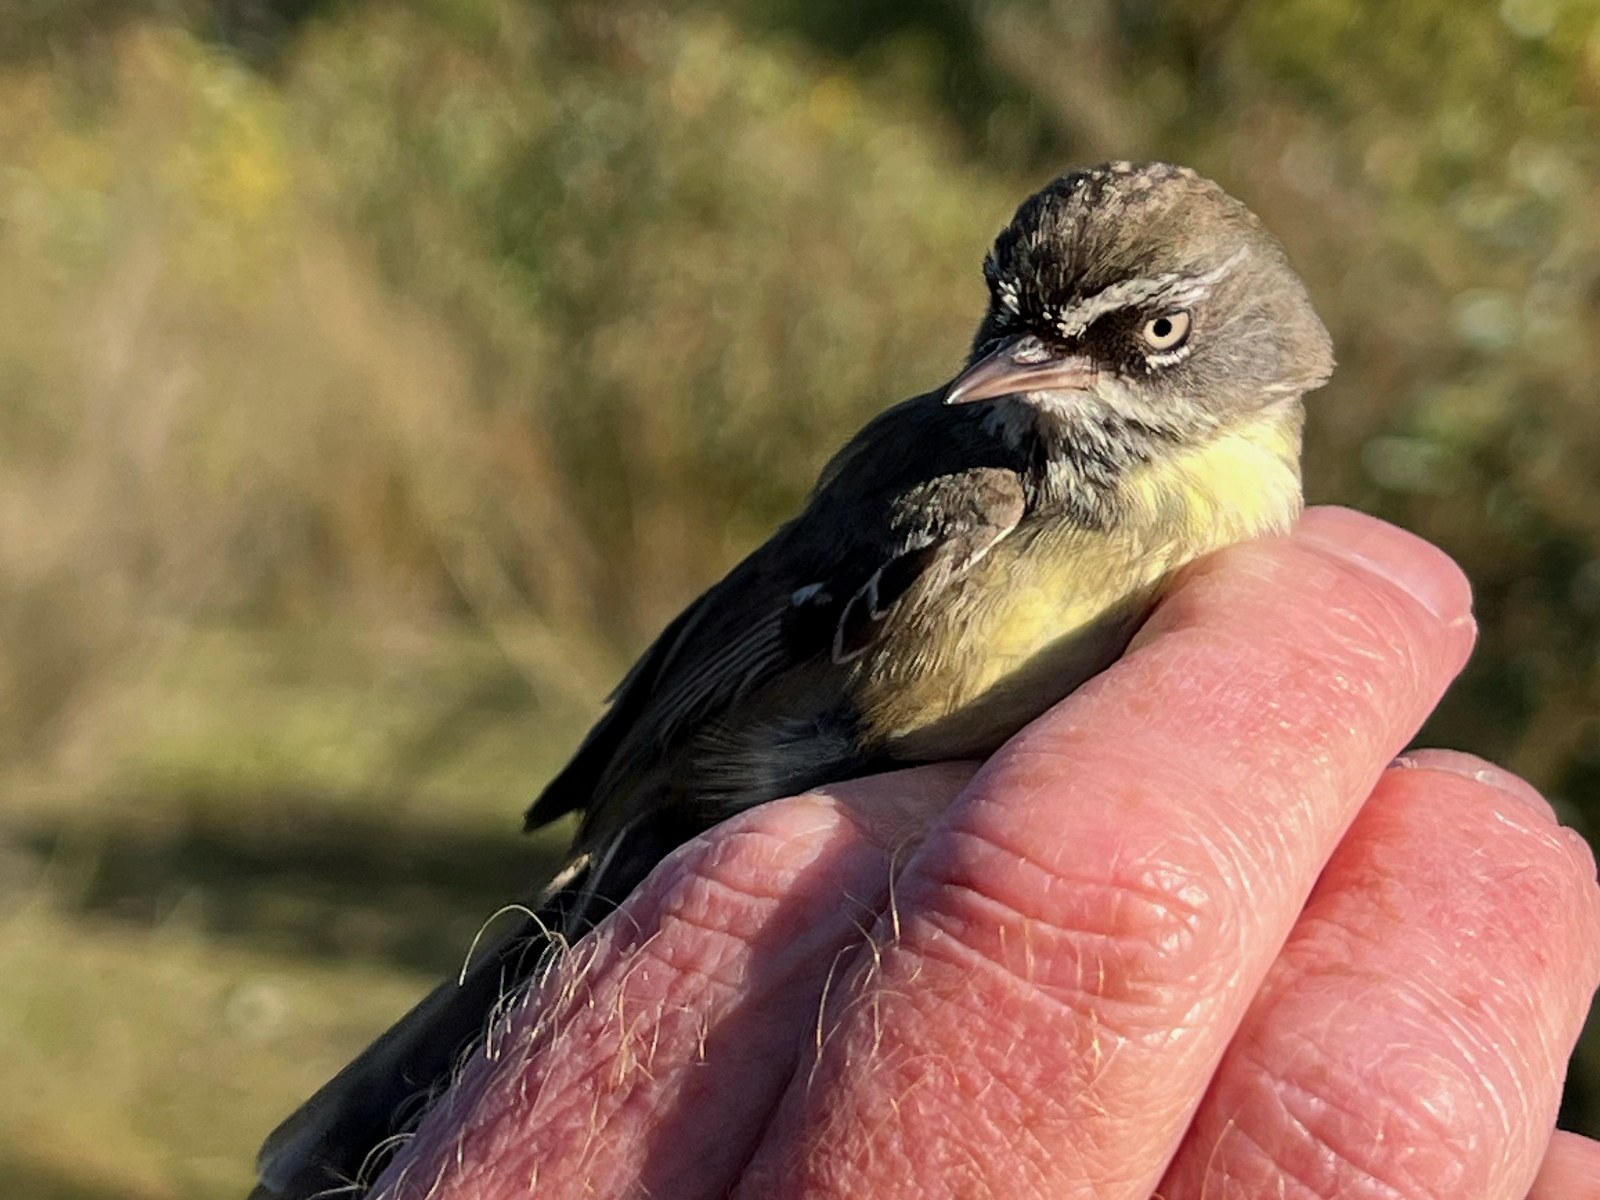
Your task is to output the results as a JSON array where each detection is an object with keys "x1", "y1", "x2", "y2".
[{"x1": 861, "y1": 406, "x2": 1303, "y2": 758}]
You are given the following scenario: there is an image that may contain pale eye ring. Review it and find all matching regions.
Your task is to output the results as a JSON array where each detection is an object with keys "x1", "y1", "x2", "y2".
[{"x1": 1141, "y1": 310, "x2": 1191, "y2": 353}]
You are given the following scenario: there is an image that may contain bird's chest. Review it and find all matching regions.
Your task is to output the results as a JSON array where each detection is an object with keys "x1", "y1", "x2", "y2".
[{"x1": 857, "y1": 422, "x2": 1303, "y2": 759}]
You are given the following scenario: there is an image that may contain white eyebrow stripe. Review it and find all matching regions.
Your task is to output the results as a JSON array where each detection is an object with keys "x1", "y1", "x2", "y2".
[{"x1": 1052, "y1": 248, "x2": 1248, "y2": 338}]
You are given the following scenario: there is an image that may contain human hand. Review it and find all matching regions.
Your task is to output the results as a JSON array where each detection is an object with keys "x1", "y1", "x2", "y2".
[{"x1": 373, "y1": 507, "x2": 1600, "y2": 1200}]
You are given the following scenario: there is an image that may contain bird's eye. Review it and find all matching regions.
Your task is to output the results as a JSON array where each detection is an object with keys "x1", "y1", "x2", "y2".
[{"x1": 1140, "y1": 311, "x2": 1191, "y2": 354}]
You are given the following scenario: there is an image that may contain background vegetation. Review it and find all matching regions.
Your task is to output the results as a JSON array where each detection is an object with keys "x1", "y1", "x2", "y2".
[{"x1": 3, "y1": 1, "x2": 1598, "y2": 1195}]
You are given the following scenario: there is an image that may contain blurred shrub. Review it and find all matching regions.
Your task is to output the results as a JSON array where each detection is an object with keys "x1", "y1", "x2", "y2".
[
  {"x1": 0, "y1": 3, "x2": 1020, "y2": 723},
  {"x1": 285, "y1": 2, "x2": 1021, "y2": 643}
]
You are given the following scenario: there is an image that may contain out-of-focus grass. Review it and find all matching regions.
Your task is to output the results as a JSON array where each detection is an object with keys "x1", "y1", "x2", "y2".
[
  {"x1": 2, "y1": 1, "x2": 1599, "y2": 1194},
  {"x1": 0, "y1": 905, "x2": 423, "y2": 1200},
  {"x1": 2, "y1": 624, "x2": 579, "y2": 1198}
]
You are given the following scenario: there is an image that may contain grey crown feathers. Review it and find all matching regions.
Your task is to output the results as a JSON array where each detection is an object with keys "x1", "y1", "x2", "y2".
[{"x1": 970, "y1": 161, "x2": 1333, "y2": 428}]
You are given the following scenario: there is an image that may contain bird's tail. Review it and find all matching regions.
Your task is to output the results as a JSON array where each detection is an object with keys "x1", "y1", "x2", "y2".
[
  {"x1": 250, "y1": 810, "x2": 697, "y2": 1200},
  {"x1": 250, "y1": 897, "x2": 560, "y2": 1200}
]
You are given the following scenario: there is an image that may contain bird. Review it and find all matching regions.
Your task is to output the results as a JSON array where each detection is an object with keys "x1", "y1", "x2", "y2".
[{"x1": 250, "y1": 161, "x2": 1334, "y2": 1200}]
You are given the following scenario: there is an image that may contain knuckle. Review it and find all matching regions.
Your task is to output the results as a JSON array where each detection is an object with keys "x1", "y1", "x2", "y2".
[
  {"x1": 649, "y1": 826, "x2": 791, "y2": 949},
  {"x1": 1244, "y1": 1053, "x2": 1494, "y2": 1199},
  {"x1": 922, "y1": 824, "x2": 1236, "y2": 1027}
]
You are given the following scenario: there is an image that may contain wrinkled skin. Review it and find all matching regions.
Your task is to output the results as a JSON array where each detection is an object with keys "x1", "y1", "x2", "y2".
[{"x1": 372, "y1": 508, "x2": 1600, "y2": 1200}]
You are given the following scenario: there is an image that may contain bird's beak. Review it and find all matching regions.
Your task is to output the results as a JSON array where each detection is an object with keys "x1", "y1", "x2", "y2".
[{"x1": 944, "y1": 336, "x2": 1096, "y2": 406}]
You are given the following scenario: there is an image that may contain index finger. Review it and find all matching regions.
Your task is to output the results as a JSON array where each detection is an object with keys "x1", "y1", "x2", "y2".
[{"x1": 740, "y1": 507, "x2": 1478, "y2": 1197}]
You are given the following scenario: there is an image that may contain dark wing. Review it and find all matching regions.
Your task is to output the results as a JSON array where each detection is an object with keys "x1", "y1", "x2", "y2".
[
  {"x1": 523, "y1": 548, "x2": 796, "y2": 831},
  {"x1": 250, "y1": 412, "x2": 1029, "y2": 1200},
  {"x1": 525, "y1": 395, "x2": 1029, "y2": 834},
  {"x1": 829, "y1": 467, "x2": 1027, "y2": 661}
]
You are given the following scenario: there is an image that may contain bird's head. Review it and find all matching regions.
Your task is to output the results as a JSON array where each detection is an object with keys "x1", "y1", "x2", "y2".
[{"x1": 950, "y1": 162, "x2": 1333, "y2": 448}]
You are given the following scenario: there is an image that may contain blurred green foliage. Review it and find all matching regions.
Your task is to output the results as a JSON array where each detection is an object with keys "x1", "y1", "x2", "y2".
[{"x1": 2, "y1": 1, "x2": 1598, "y2": 1195}]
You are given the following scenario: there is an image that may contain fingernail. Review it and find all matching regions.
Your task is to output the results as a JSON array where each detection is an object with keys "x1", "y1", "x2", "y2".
[
  {"x1": 1392, "y1": 749, "x2": 1557, "y2": 820},
  {"x1": 1296, "y1": 507, "x2": 1474, "y2": 624}
]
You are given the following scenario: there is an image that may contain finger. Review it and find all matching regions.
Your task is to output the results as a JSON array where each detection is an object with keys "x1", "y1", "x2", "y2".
[
  {"x1": 1529, "y1": 1131, "x2": 1600, "y2": 1200},
  {"x1": 371, "y1": 763, "x2": 975, "y2": 1200},
  {"x1": 739, "y1": 507, "x2": 1478, "y2": 1198},
  {"x1": 1161, "y1": 752, "x2": 1600, "y2": 1199}
]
